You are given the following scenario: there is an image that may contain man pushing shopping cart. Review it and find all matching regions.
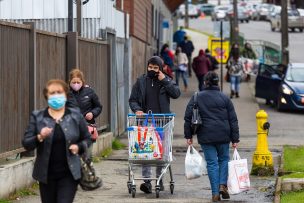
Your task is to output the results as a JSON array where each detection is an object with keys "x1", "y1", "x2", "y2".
[{"x1": 128, "y1": 56, "x2": 181, "y2": 197}]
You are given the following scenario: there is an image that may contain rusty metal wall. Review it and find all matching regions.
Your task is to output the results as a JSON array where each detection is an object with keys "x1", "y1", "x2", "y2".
[
  {"x1": 78, "y1": 38, "x2": 110, "y2": 130},
  {"x1": 35, "y1": 31, "x2": 67, "y2": 109},
  {"x1": 0, "y1": 22, "x2": 30, "y2": 156}
]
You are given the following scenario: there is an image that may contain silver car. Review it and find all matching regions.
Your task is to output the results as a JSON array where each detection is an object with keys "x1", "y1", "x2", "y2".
[
  {"x1": 270, "y1": 9, "x2": 304, "y2": 32},
  {"x1": 211, "y1": 5, "x2": 231, "y2": 21}
]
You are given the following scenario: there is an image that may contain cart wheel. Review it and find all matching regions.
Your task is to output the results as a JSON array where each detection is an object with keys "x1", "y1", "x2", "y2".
[
  {"x1": 156, "y1": 188, "x2": 160, "y2": 198},
  {"x1": 127, "y1": 182, "x2": 132, "y2": 194},
  {"x1": 131, "y1": 187, "x2": 136, "y2": 198},
  {"x1": 170, "y1": 184, "x2": 174, "y2": 194}
]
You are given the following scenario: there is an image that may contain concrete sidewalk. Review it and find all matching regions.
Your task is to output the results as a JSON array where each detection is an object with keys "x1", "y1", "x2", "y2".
[{"x1": 14, "y1": 30, "x2": 277, "y2": 203}]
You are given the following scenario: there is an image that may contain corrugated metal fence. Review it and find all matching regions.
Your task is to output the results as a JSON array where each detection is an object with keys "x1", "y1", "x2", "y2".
[{"x1": 0, "y1": 21, "x2": 111, "y2": 158}]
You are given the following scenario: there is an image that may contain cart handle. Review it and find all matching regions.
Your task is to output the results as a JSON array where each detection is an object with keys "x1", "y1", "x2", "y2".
[{"x1": 128, "y1": 113, "x2": 175, "y2": 117}]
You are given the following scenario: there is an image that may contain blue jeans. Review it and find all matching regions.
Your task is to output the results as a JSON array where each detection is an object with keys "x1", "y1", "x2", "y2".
[
  {"x1": 175, "y1": 70, "x2": 188, "y2": 88},
  {"x1": 201, "y1": 143, "x2": 230, "y2": 195},
  {"x1": 230, "y1": 75, "x2": 241, "y2": 92}
]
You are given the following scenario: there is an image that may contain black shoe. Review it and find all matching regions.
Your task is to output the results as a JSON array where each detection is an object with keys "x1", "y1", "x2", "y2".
[
  {"x1": 140, "y1": 182, "x2": 152, "y2": 194},
  {"x1": 236, "y1": 92, "x2": 239, "y2": 98},
  {"x1": 230, "y1": 90, "x2": 234, "y2": 99},
  {"x1": 219, "y1": 185, "x2": 230, "y2": 199}
]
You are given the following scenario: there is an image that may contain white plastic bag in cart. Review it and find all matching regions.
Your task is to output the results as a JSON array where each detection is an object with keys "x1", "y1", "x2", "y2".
[
  {"x1": 185, "y1": 146, "x2": 207, "y2": 180},
  {"x1": 227, "y1": 148, "x2": 250, "y2": 194}
]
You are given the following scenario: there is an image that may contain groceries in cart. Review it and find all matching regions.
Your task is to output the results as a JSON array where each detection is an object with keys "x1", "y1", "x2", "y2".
[{"x1": 129, "y1": 125, "x2": 163, "y2": 160}]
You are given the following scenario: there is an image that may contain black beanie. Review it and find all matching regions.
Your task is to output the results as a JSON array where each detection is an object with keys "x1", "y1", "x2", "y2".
[{"x1": 147, "y1": 56, "x2": 163, "y2": 71}]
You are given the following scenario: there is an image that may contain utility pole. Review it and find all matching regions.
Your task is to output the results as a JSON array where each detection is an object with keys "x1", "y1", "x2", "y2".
[
  {"x1": 185, "y1": 1, "x2": 189, "y2": 28},
  {"x1": 220, "y1": 21, "x2": 223, "y2": 92},
  {"x1": 218, "y1": 0, "x2": 221, "y2": 6},
  {"x1": 68, "y1": 0, "x2": 73, "y2": 32},
  {"x1": 77, "y1": 0, "x2": 82, "y2": 36},
  {"x1": 281, "y1": 0, "x2": 289, "y2": 65},
  {"x1": 233, "y1": 0, "x2": 239, "y2": 44}
]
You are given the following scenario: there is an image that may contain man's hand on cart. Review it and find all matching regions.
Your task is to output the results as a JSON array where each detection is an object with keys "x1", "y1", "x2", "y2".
[
  {"x1": 135, "y1": 111, "x2": 144, "y2": 116},
  {"x1": 187, "y1": 138, "x2": 193, "y2": 145}
]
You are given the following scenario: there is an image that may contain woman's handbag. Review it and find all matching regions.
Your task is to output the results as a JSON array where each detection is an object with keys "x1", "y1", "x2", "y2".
[
  {"x1": 191, "y1": 92, "x2": 202, "y2": 135},
  {"x1": 87, "y1": 124, "x2": 98, "y2": 141},
  {"x1": 80, "y1": 144, "x2": 102, "y2": 191}
]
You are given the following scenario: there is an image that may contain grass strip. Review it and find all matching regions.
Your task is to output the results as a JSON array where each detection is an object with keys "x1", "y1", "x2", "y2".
[
  {"x1": 112, "y1": 139, "x2": 126, "y2": 150},
  {"x1": 282, "y1": 172, "x2": 304, "y2": 179},
  {"x1": 281, "y1": 190, "x2": 304, "y2": 203},
  {"x1": 283, "y1": 146, "x2": 304, "y2": 172}
]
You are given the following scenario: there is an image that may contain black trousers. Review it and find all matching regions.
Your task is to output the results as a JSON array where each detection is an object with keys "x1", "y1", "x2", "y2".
[
  {"x1": 39, "y1": 174, "x2": 79, "y2": 203},
  {"x1": 197, "y1": 74, "x2": 205, "y2": 91}
]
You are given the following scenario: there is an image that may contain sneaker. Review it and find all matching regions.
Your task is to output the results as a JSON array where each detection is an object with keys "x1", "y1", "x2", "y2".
[
  {"x1": 219, "y1": 184, "x2": 230, "y2": 199},
  {"x1": 140, "y1": 182, "x2": 152, "y2": 194}
]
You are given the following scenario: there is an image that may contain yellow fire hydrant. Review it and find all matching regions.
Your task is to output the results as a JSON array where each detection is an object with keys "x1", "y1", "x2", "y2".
[{"x1": 251, "y1": 110, "x2": 274, "y2": 176}]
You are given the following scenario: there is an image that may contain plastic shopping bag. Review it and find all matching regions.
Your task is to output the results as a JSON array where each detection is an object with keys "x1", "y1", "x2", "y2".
[
  {"x1": 227, "y1": 149, "x2": 250, "y2": 194},
  {"x1": 185, "y1": 146, "x2": 207, "y2": 180}
]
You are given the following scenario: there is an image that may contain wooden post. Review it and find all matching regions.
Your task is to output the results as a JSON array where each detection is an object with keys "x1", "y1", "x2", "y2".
[
  {"x1": 185, "y1": 1, "x2": 189, "y2": 28},
  {"x1": 233, "y1": 0, "x2": 239, "y2": 44},
  {"x1": 66, "y1": 32, "x2": 78, "y2": 80},
  {"x1": 281, "y1": 0, "x2": 289, "y2": 66},
  {"x1": 77, "y1": 0, "x2": 82, "y2": 36},
  {"x1": 68, "y1": 0, "x2": 73, "y2": 32}
]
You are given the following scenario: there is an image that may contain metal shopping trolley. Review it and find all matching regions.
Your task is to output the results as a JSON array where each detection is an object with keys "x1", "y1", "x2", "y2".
[{"x1": 126, "y1": 112, "x2": 175, "y2": 198}]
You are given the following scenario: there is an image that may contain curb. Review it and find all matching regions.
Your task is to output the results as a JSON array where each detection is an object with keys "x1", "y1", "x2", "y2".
[
  {"x1": 274, "y1": 147, "x2": 284, "y2": 203},
  {"x1": 185, "y1": 28, "x2": 214, "y2": 38}
]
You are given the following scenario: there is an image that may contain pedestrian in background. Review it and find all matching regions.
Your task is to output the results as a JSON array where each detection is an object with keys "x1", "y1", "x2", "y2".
[
  {"x1": 242, "y1": 42, "x2": 257, "y2": 82},
  {"x1": 160, "y1": 44, "x2": 174, "y2": 71},
  {"x1": 228, "y1": 52, "x2": 244, "y2": 99},
  {"x1": 129, "y1": 56, "x2": 181, "y2": 194},
  {"x1": 23, "y1": 79, "x2": 91, "y2": 203},
  {"x1": 174, "y1": 46, "x2": 189, "y2": 92},
  {"x1": 192, "y1": 49, "x2": 211, "y2": 91},
  {"x1": 173, "y1": 26, "x2": 186, "y2": 46},
  {"x1": 179, "y1": 36, "x2": 195, "y2": 77},
  {"x1": 226, "y1": 43, "x2": 241, "y2": 83},
  {"x1": 205, "y1": 49, "x2": 219, "y2": 71},
  {"x1": 69, "y1": 69, "x2": 102, "y2": 161},
  {"x1": 184, "y1": 72, "x2": 239, "y2": 202}
]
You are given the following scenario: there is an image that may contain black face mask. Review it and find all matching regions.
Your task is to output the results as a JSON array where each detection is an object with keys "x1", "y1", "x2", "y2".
[{"x1": 147, "y1": 70, "x2": 158, "y2": 79}]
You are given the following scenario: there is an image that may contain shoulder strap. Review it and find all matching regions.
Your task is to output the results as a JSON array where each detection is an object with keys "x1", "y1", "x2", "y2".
[{"x1": 193, "y1": 92, "x2": 198, "y2": 108}]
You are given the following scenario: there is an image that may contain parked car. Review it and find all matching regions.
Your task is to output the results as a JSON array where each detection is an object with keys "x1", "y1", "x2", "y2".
[
  {"x1": 211, "y1": 5, "x2": 231, "y2": 21},
  {"x1": 244, "y1": 3, "x2": 259, "y2": 20},
  {"x1": 254, "y1": 3, "x2": 272, "y2": 21},
  {"x1": 256, "y1": 63, "x2": 304, "y2": 111},
  {"x1": 179, "y1": 4, "x2": 200, "y2": 19},
  {"x1": 227, "y1": 6, "x2": 250, "y2": 23},
  {"x1": 199, "y1": 3, "x2": 215, "y2": 15},
  {"x1": 298, "y1": 9, "x2": 304, "y2": 16},
  {"x1": 270, "y1": 9, "x2": 304, "y2": 32}
]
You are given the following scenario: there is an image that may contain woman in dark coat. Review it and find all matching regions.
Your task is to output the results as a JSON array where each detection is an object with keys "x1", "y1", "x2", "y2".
[
  {"x1": 184, "y1": 72, "x2": 240, "y2": 202},
  {"x1": 23, "y1": 79, "x2": 91, "y2": 203}
]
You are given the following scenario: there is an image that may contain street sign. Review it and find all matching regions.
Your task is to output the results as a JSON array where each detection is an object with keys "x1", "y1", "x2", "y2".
[
  {"x1": 208, "y1": 37, "x2": 230, "y2": 64},
  {"x1": 213, "y1": 21, "x2": 230, "y2": 39}
]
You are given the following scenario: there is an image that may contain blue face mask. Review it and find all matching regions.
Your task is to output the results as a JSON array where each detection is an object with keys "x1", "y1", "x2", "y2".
[{"x1": 48, "y1": 94, "x2": 67, "y2": 110}]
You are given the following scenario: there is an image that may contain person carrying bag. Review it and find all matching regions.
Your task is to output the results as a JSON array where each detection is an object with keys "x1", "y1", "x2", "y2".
[{"x1": 184, "y1": 72, "x2": 240, "y2": 202}]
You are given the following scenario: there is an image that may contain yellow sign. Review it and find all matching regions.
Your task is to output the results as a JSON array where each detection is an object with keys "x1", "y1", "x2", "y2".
[{"x1": 208, "y1": 37, "x2": 230, "y2": 64}]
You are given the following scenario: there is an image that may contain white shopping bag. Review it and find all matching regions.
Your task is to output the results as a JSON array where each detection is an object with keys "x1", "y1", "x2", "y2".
[
  {"x1": 185, "y1": 146, "x2": 207, "y2": 180},
  {"x1": 227, "y1": 149, "x2": 250, "y2": 194}
]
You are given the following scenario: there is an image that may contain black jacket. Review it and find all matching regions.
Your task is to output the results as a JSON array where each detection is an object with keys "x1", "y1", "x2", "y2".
[
  {"x1": 179, "y1": 40, "x2": 195, "y2": 57},
  {"x1": 184, "y1": 86, "x2": 239, "y2": 144},
  {"x1": 22, "y1": 108, "x2": 91, "y2": 184},
  {"x1": 69, "y1": 86, "x2": 102, "y2": 124},
  {"x1": 129, "y1": 75, "x2": 181, "y2": 113}
]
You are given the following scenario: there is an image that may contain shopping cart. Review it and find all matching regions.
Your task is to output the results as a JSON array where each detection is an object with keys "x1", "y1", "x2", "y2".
[{"x1": 127, "y1": 112, "x2": 175, "y2": 198}]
